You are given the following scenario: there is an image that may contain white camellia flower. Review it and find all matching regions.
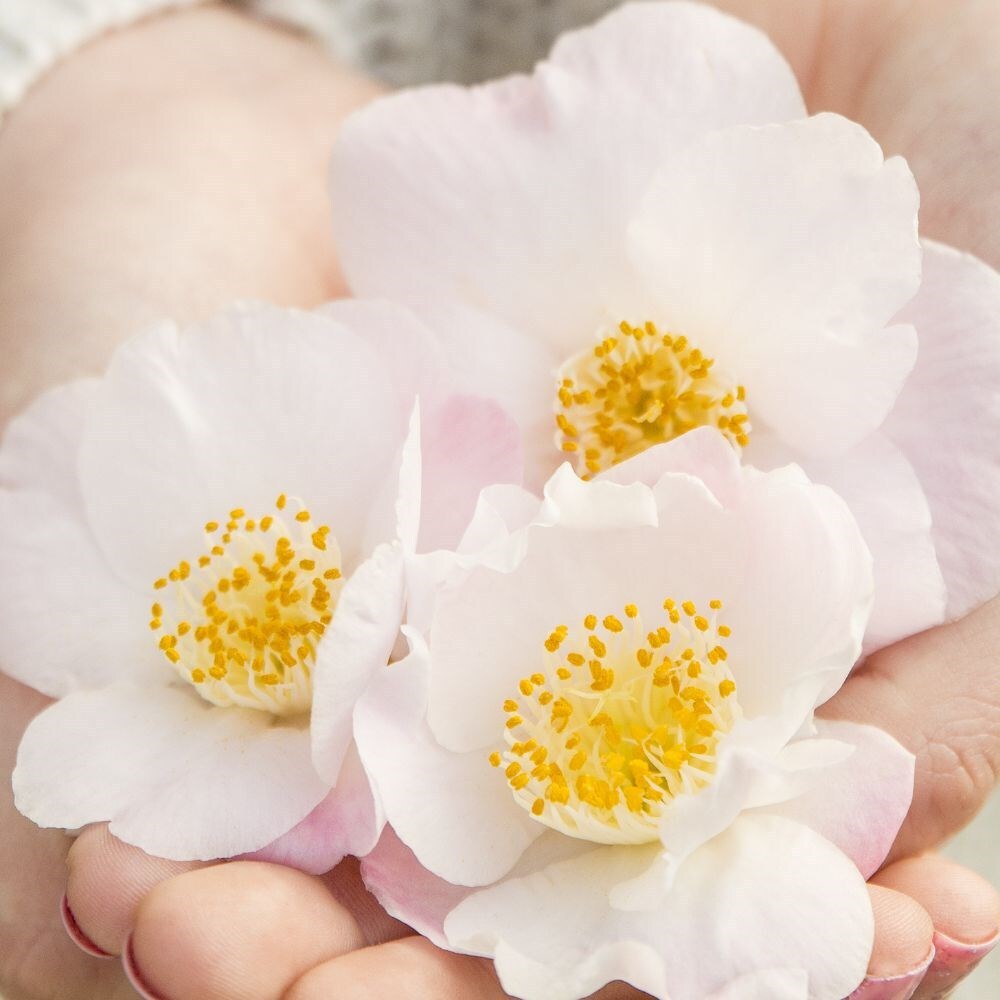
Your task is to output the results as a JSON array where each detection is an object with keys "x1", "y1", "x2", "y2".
[
  {"x1": 351, "y1": 429, "x2": 916, "y2": 1000},
  {"x1": 0, "y1": 301, "x2": 521, "y2": 866},
  {"x1": 329, "y1": 0, "x2": 1000, "y2": 653}
]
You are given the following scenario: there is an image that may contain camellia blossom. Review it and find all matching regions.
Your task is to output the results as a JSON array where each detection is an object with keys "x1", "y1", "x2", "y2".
[
  {"x1": 0, "y1": 301, "x2": 521, "y2": 865},
  {"x1": 329, "y1": 0, "x2": 1000, "y2": 652},
  {"x1": 352, "y1": 430, "x2": 916, "y2": 1000}
]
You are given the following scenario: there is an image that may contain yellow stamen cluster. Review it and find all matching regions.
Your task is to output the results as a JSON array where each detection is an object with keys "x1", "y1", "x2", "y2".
[
  {"x1": 150, "y1": 494, "x2": 344, "y2": 716},
  {"x1": 491, "y1": 598, "x2": 739, "y2": 844},
  {"x1": 556, "y1": 321, "x2": 750, "y2": 478}
]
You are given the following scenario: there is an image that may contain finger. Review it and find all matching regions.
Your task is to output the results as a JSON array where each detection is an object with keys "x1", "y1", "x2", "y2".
[
  {"x1": 284, "y1": 936, "x2": 508, "y2": 1000},
  {"x1": 872, "y1": 855, "x2": 1000, "y2": 999},
  {"x1": 0, "y1": 675, "x2": 131, "y2": 998},
  {"x1": 126, "y1": 861, "x2": 368, "y2": 1000},
  {"x1": 820, "y1": 595, "x2": 1000, "y2": 857},
  {"x1": 64, "y1": 823, "x2": 208, "y2": 957},
  {"x1": 848, "y1": 885, "x2": 934, "y2": 999}
]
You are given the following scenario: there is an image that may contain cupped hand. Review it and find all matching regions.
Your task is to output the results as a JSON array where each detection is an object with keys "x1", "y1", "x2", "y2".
[{"x1": 2, "y1": 1, "x2": 999, "y2": 999}]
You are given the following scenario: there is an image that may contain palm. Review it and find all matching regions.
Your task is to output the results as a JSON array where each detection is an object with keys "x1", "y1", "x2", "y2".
[{"x1": 1, "y1": 2, "x2": 997, "y2": 999}]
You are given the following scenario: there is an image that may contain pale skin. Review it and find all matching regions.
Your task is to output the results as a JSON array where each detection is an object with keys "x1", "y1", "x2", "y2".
[{"x1": 0, "y1": 1, "x2": 998, "y2": 997}]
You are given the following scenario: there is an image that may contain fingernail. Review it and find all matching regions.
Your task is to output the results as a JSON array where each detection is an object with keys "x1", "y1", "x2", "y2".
[
  {"x1": 845, "y1": 946, "x2": 934, "y2": 1000},
  {"x1": 60, "y1": 893, "x2": 113, "y2": 959},
  {"x1": 918, "y1": 927, "x2": 999, "y2": 999},
  {"x1": 122, "y1": 933, "x2": 166, "y2": 1000}
]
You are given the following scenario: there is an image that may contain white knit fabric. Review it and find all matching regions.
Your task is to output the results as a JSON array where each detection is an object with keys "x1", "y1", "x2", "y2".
[
  {"x1": 0, "y1": 0, "x2": 626, "y2": 120},
  {"x1": 0, "y1": 0, "x2": 204, "y2": 117}
]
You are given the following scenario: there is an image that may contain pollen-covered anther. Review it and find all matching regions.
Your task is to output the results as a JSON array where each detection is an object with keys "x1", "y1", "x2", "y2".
[
  {"x1": 490, "y1": 598, "x2": 740, "y2": 845},
  {"x1": 555, "y1": 320, "x2": 750, "y2": 478},
  {"x1": 149, "y1": 494, "x2": 344, "y2": 717}
]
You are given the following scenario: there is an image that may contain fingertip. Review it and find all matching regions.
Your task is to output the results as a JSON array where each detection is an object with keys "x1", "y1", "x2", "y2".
[
  {"x1": 285, "y1": 936, "x2": 505, "y2": 1000},
  {"x1": 131, "y1": 861, "x2": 367, "y2": 1000},
  {"x1": 866, "y1": 884, "x2": 935, "y2": 979},
  {"x1": 872, "y1": 855, "x2": 1000, "y2": 945},
  {"x1": 64, "y1": 823, "x2": 206, "y2": 956}
]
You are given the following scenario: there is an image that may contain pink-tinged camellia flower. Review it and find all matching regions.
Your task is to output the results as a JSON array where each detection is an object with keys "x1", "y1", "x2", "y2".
[
  {"x1": 352, "y1": 429, "x2": 916, "y2": 1000},
  {"x1": 0, "y1": 301, "x2": 521, "y2": 867},
  {"x1": 329, "y1": 0, "x2": 1000, "y2": 653}
]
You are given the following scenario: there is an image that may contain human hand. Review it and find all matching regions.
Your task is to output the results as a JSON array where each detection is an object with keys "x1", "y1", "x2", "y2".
[{"x1": 2, "y1": 1, "x2": 999, "y2": 998}]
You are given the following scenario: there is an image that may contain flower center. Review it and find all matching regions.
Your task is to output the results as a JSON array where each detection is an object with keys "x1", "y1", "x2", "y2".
[
  {"x1": 491, "y1": 599, "x2": 739, "y2": 845},
  {"x1": 149, "y1": 494, "x2": 344, "y2": 717},
  {"x1": 556, "y1": 321, "x2": 750, "y2": 478}
]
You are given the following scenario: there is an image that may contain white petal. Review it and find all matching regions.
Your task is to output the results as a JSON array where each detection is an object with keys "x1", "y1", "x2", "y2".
[
  {"x1": 311, "y1": 542, "x2": 405, "y2": 785},
  {"x1": 630, "y1": 114, "x2": 920, "y2": 456},
  {"x1": 78, "y1": 305, "x2": 408, "y2": 587},
  {"x1": 353, "y1": 636, "x2": 541, "y2": 887},
  {"x1": 0, "y1": 490, "x2": 154, "y2": 697},
  {"x1": 14, "y1": 684, "x2": 328, "y2": 860},
  {"x1": 885, "y1": 240, "x2": 1000, "y2": 618},
  {"x1": 610, "y1": 734, "x2": 852, "y2": 911},
  {"x1": 0, "y1": 377, "x2": 98, "y2": 506},
  {"x1": 763, "y1": 718, "x2": 914, "y2": 878},
  {"x1": 540, "y1": 463, "x2": 660, "y2": 529},
  {"x1": 446, "y1": 815, "x2": 872, "y2": 1000},
  {"x1": 800, "y1": 433, "x2": 946, "y2": 652},
  {"x1": 242, "y1": 743, "x2": 382, "y2": 875},
  {"x1": 707, "y1": 969, "x2": 809, "y2": 1000},
  {"x1": 427, "y1": 465, "x2": 871, "y2": 754},
  {"x1": 332, "y1": 2, "x2": 804, "y2": 353}
]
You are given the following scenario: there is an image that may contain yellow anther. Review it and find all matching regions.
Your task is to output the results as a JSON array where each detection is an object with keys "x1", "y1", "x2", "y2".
[{"x1": 493, "y1": 598, "x2": 740, "y2": 844}]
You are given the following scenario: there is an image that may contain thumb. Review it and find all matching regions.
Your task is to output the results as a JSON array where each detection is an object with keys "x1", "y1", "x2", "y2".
[{"x1": 820, "y1": 595, "x2": 1000, "y2": 859}]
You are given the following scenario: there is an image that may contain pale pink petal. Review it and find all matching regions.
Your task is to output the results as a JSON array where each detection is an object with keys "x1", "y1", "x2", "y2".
[
  {"x1": 630, "y1": 114, "x2": 920, "y2": 456},
  {"x1": 311, "y1": 542, "x2": 405, "y2": 786},
  {"x1": 801, "y1": 433, "x2": 946, "y2": 652},
  {"x1": 0, "y1": 490, "x2": 155, "y2": 697},
  {"x1": 599, "y1": 427, "x2": 744, "y2": 509},
  {"x1": 762, "y1": 718, "x2": 914, "y2": 878},
  {"x1": 360, "y1": 826, "x2": 474, "y2": 947},
  {"x1": 14, "y1": 684, "x2": 328, "y2": 860},
  {"x1": 78, "y1": 305, "x2": 408, "y2": 588},
  {"x1": 243, "y1": 743, "x2": 381, "y2": 875},
  {"x1": 445, "y1": 814, "x2": 872, "y2": 1000},
  {"x1": 885, "y1": 240, "x2": 1000, "y2": 619},
  {"x1": 0, "y1": 377, "x2": 98, "y2": 507},
  {"x1": 418, "y1": 395, "x2": 523, "y2": 553},
  {"x1": 353, "y1": 636, "x2": 541, "y2": 887},
  {"x1": 332, "y1": 2, "x2": 804, "y2": 353}
]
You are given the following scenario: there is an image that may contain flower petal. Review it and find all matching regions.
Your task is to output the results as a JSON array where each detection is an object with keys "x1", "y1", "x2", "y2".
[
  {"x1": 445, "y1": 814, "x2": 872, "y2": 1000},
  {"x1": 332, "y1": 2, "x2": 804, "y2": 353},
  {"x1": 0, "y1": 490, "x2": 153, "y2": 697},
  {"x1": 799, "y1": 432, "x2": 946, "y2": 652},
  {"x1": 885, "y1": 240, "x2": 1000, "y2": 619},
  {"x1": 427, "y1": 464, "x2": 871, "y2": 754},
  {"x1": 353, "y1": 634, "x2": 541, "y2": 887},
  {"x1": 418, "y1": 395, "x2": 523, "y2": 553},
  {"x1": 78, "y1": 305, "x2": 408, "y2": 588},
  {"x1": 630, "y1": 114, "x2": 920, "y2": 456},
  {"x1": 762, "y1": 718, "x2": 914, "y2": 878},
  {"x1": 0, "y1": 377, "x2": 98, "y2": 507},
  {"x1": 13, "y1": 684, "x2": 328, "y2": 860},
  {"x1": 360, "y1": 826, "x2": 478, "y2": 947},
  {"x1": 242, "y1": 743, "x2": 382, "y2": 875},
  {"x1": 311, "y1": 541, "x2": 405, "y2": 785}
]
